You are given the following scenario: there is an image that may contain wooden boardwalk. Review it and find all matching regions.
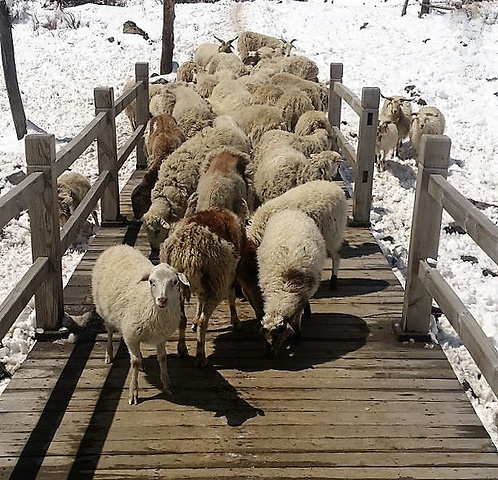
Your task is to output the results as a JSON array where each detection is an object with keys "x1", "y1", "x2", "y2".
[{"x1": 1, "y1": 171, "x2": 497, "y2": 479}]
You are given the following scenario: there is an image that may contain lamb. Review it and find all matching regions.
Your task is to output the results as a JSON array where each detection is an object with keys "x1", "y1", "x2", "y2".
[
  {"x1": 144, "y1": 121, "x2": 251, "y2": 249},
  {"x1": 193, "y1": 36, "x2": 238, "y2": 68},
  {"x1": 160, "y1": 209, "x2": 246, "y2": 367},
  {"x1": 57, "y1": 171, "x2": 98, "y2": 227},
  {"x1": 237, "y1": 31, "x2": 296, "y2": 62},
  {"x1": 379, "y1": 94, "x2": 414, "y2": 155},
  {"x1": 92, "y1": 244, "x2": 190, "y2": 404},
  {"x1": 247, "y1": 179, "x2": 348, "y2": 290},
  {"x1": 375, "y1": 120, "x2": 398, "y2": 172},
  {"x1": 409, "y1": 105, "x2": 446, "y2": 158},
  {"x1": 131, "y1": 114, "x2": 185, "y2": 219},
  {"x1": 258, "y1": 209, "x2": 327, "y2": 357},
  {"x1": 188, "y1": 147, "x2": 250, "y2": 221}
]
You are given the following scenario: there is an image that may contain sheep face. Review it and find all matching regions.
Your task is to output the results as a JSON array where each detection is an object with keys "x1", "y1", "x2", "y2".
[
  {"x1": 144, "y1": 215, "x2": 171, "y2": 251},
  {"x1": 260, "y1": 314, "x2": 295, "y2": 358},
  {"x1": 141, "y1": 264, "x2": 190, "y2": 309},
  {"x1": 57, "y1": 187, "x2": 75, "y2": 226}
]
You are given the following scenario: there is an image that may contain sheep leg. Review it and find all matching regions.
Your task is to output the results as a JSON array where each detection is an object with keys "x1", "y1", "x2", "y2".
[
  {"x1": 105, "y1": 328, "x2": 114, "y2": 364},
  {"x1": 191, "y1": 299, "x2": 203, "y2": 333},
  {"x1": 156, "y1": 342, "x2": 173, "y2": 395},
  {"x1": 329, "y1": 249, "x2": 341, "y2": 290},
  {"x1": 126, "y1": 339, "x2": 142, "y2": 405},
  {"x1": 228, "y1": 285, "x2": 241, "y2": 330},
  {"x1": 177, "y1": 304, "x2": 189, "y2": 357},
  {"x1": 196, "y1": 301, "x2": 217, "y2": 368}
]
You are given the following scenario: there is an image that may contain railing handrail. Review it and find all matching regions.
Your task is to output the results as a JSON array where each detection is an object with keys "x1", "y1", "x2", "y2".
[
  {"x1": 328, "y1": 62, "x2": 380, "y2": 226},
  {"x1": 401, "y1": 133, "x2": 498, "y2": 399},
  {"x1": 0, "y1": 62, "x2": 150, "y2": 337}
]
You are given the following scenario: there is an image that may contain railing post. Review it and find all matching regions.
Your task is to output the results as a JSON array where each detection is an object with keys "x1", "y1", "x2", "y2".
[
  {"x1": 95, "y1": 86, "x2": 122, "y2": 226},
  {"x1": 135, "y1": 62, "x2": 149, "y2": 169},
  {"x1": 25, "y1": 134, "x2": 64, "y2": 331},
  {"x1": 401, "y1": 135, "x2": 451, "y2": 337},
  {"x1": 328, "y1": 63, "x2": 343, "y2": 129},
  {"x1": 352, "y1": 86, "x2": 380, "y2": 227}
]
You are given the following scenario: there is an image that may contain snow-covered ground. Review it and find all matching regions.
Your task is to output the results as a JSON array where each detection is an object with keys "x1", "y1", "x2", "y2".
[{"x1": 1, "y1": 0, "x2": 498, "y2": 444}]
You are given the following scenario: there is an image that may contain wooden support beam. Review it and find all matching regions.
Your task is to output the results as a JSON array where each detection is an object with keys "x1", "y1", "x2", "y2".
[{"x1": 401, "y1": 135, "x2": 451, "y2": 336}]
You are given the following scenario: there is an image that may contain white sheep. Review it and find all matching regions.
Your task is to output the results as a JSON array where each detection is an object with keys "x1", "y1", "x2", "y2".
[
  {"x1": 275, "y1": 55, "x2": 320, "y2": 82},
  {"x1": 275, "y1": 88, "x2": 314, "y2": 132},
  {"x1": 176, "y1": 61, "x2": 199, "y2": 83},
  {"x1": 270, "y1": 73, "x2": 323, "y2": 110},
  {"x1": 192, "y1": 36, "x2": 238, "y2": 68},
  {"x1": 258, "y1": 209, "x2": 326, "y2": 357},
  {"x1": 206, "y1": 53, "x2": 248, "y2": 79},
  {"x1": 254, "y1": 131, "x2": 342, "y2": 204},
  {"x1": 375, "y1": 120, "x2": 398, "y2": 172},
  {"x1": 92, "y1": 245, "x2": 190, "y2": 404},
  {"x1": 379, "y1": 95, "x2": 414, "y2": 155},
  {"x1": 409, "y1": 105, "x2": 446, "y2": 158},
  {"x1": 144, "y1": 121, "x2": 251, "y2": 249},
  {"x1": 160, "y1": 209, "x2": 246, "y2": 367},
  {"x1": 57, "y1": 171, "x2": 98, "y2": 227},
  {"x1": 247, "y1": 179, "x2": 348, "y2": 290},
  {"x1": 237, "y1": 31, "x2": 296, "y2": 61},
  {"x1": 228, "y1": 104, "x2": 286, "y2": 145},
  {"x1": 208, "y1": 79, "x2": 255, "y2": 116}
]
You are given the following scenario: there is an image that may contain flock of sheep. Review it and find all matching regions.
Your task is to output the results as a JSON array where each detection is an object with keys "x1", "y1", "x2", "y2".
[{"x1": 55, "y1": 30, "x2": 447, "y2": 405}]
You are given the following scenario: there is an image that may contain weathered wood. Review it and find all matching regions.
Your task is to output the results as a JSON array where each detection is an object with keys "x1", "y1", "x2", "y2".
[
  {"x1": 160, "y1": 0, "x2": 175, "y2": 75},
  {"x1": 331, "y1": 125, "x2": 357, "y2": 165},
  {"x1": 418, "y1": 260, "x2": 498, "y2": 399},
  {"x1": 328, "y1": 63, "x2": 343, "y2": 128},
  {"x1": 94, "y1": 87, "x2": 120, "y2": 224},
  {"x1": 334, "y1": 82, "x2": 362, "y2": 117},
  {"x1": 114, "y1": 82, "x2": 137, "y2": 117},
  {"x1": 0, "y1": 1, "x2": 26, "y2": 140},
  {"x1": 428, "y1": 174, "x2": 498, "y2": 265},
  {"x1": 117, "y1": 124, "x2": 146, "y2": 171},
  {"x1": 134, "y1": 62, "x2": 149, "y2": 169},
  {"x1": 59, "y1": 170, "x2": 111, "y2": 252},
  {"x1": 1, "y1": 172, "x2": 495, "y2": 478},
  {"x1": 0, "y1": 257, "x2": 49, "y2": 339},
  {"x1": 402, "y1": 135, "x2": 451, "y2": 335},
  {"x1": 0, "y1": 172, "x2": 44, "y2": 230},
  {"x1": 352, "y1": 87, "x2": 380, "y2": 226},
  {"x1": 54, "y1": 112, "x2": 106, "y2": 176},
  {"x1": 25, "y1": 134, "x2": 64, "y2": 331}
]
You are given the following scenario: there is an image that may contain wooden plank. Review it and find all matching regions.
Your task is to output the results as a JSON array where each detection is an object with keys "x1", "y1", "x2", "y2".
[
  {"x1": 0, "y1": 257, "x2": 50, "y2": 339},
  {"x1": 419, "y1": 260, "x2": 498, "y2": 399},
  {"x1": 331, "y1": 126, "x2": 357, "y2": 165},
  {"x1": 334, "y1": 82, "x2": 362, "y2": 116},
  {"x1": 0, "y1": 172, "x2": 44, "y2": 230},
  {"x1": 54, "y1": 112, "x2": 106, "y2": 176},
  {"x1": 429, "y1": 174, "x2": 498, "y2": 265}
]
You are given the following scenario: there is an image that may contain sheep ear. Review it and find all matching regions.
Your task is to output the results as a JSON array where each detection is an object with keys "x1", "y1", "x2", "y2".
[
  {"x1": 177, "y1": 272, "x2": 190, "y2": 287},
  {"x1": 138, "y1": 273, "x2": 150, "y2": 283}
]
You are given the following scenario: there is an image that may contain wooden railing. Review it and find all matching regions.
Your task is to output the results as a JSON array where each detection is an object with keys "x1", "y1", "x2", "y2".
[
  {"x1": 0, "y1": 62, "x2": 150, "y2": 338},
  {"x1": 328, "y1": 62, "x2": 380, "y2": 227},
  {"x1": 400, "y1": 134, "x2": 498, "y2": 398}
]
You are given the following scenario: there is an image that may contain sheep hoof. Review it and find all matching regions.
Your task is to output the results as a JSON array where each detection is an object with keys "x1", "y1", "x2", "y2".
[
  {"x1": 128, "y1": 391, "x2": 139, "y2": 405},
  {"x1": 231, "y1": 320, "x2": 242, "y2": 331},
  {"x1": 163, "y1": 385, "x2": 174, "y2": 396},
  {"x1": 177, "y1": 343, "x2": 189, "y2": 357},
  {"x1": 196, "y1": 356, "x2": 208, "y2": 368},
  {"x1": 191, "y1": 322, "x2": 198, "y2": 333},
  {"x1": 329, "y1": 275, "x2": 338, "y2": 290}
]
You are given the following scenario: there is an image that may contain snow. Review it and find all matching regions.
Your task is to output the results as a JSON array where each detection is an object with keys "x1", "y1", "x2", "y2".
[{"x1": 1, "y1": 0, "x2": 498, "y2": 443}]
